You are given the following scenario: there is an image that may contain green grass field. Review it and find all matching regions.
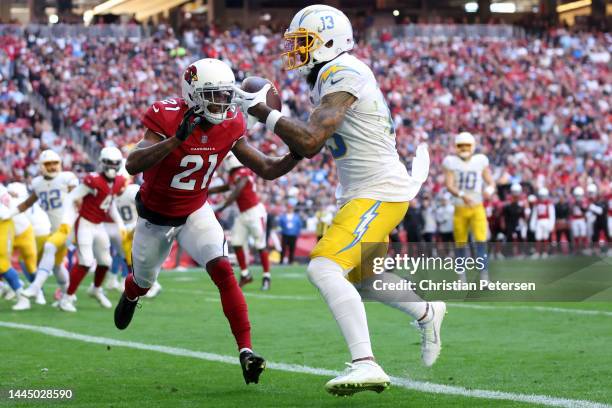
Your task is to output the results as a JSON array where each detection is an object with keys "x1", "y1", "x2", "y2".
[{"x1": 1, "y1": 264, "x2": 611, "y2": 408}]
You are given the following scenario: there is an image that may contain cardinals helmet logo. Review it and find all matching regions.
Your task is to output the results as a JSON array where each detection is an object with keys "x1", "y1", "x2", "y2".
[{"x1": 184, "y1": 65, "x2": 198, "y2": 85}]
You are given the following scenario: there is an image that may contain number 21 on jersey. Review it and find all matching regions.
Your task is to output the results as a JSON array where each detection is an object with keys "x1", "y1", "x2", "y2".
[{"x1": 170, "y1": 154, "x2": 218, "y2": 191}]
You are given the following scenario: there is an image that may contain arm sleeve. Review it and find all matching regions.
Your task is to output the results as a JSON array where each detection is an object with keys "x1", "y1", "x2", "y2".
[
  {"x1": 61, "y1": 183, "x2": 93, "y2": 224},
  {"x1": 108, "y1": 200, "x2": 125, "y2": 230},
  {"x1": 441, "y1": 156, "x2": 453, "y2": 171}
]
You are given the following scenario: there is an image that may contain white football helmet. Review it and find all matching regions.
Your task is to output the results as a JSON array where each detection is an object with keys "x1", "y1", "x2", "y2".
[
  {"x1": 100, "y1": 147, "x2": 123, "y2": 179},
  {"x1": 222, "y1": 151, "x2": 243, "y2": 173},
  {"x1": 510, "y1": 183, "x2": 522, "y2": 195},
  {"x1": 586, "y1": 183, "x2": 598, "y2": 197},
  {"x1": 573, "y1": 186, "x2": 584, "y2": 197},
  {"x1": 39, "y1": 149, "x2": 62, "y2": 178},
  {"x1": 181, "y1": 58, "x2": 237, "y2": 125},
  {"x1": 538, "y1": 187, "x2": 549, "y2": 198},
  {"x1": 282, "y1": 4, "x2": 354, "y2": 75},
  {"x1": 455, "y1": 132, "x2": 475, "y2": 160}
]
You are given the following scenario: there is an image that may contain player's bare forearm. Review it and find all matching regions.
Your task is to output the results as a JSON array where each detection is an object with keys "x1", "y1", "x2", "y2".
[
  {"x1": 126, "y1": 130, "x2": 180, "y2": 175},
  {"x1": 249, "y1": 92, "x2": 356, "y2": 158},
  {"x1": 232, "y1": 138, "x2": 300, "y2": 180},
  {"x1": 219, "y1": 179, "x2": 247, "y2": 211},
  {"x1": 444, "y1": 170, "x2": 460, "y2": 197},
  {"x1": 17, "y1": 193, "x2": 38, "y2": 213}
]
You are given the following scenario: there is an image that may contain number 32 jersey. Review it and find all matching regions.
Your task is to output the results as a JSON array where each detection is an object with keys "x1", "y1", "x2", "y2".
[
  {"x1": 140, "y1": 98, "x2": 245, "y2": 218},
  {"x1": 442, "y1": 154, "x2": 489, "y2": 206},
  {"x1": 30, "y1": 171, "x2": 78, "y2": 231}
]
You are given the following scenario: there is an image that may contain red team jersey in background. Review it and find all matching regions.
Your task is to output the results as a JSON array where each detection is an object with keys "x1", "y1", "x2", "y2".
[
  {"x1": 140, "y1": 98, "x2": 246, "y2": 218},
  {"x1": 535, "y1": 199, "x2": 552, "y2": 219},
  {"x1": 80, "y1": 173, "x2": 126, "y2": 223},
  {"x1": 570, "y1": 198, "x2": 588, "y2": 220},
  {"x1": 229, "y1": 167, "x2": 259, "y2": 212}
]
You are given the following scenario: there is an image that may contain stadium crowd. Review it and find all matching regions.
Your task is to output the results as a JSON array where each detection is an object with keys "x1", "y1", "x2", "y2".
[{"x1": 0, "y1": 22, "x2": 610, "y2": 243}]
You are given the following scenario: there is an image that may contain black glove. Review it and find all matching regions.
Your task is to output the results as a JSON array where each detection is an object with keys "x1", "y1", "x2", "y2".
[{"x1": 175, "y1": 107, "x2": 202, "y2": 141}]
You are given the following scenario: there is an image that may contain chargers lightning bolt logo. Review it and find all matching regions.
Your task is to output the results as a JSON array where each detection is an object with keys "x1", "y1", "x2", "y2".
[
  {"x1": 337, "y1": 201, "x2": 382, "y2": 254},
  {"x1": 318, "y1": 64, "x2": 360, "y2": 93}
]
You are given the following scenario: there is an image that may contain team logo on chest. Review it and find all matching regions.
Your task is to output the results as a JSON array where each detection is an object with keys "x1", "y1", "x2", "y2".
[{"x1": 201, "y1": 134, "x2": 208, "y2": 144}]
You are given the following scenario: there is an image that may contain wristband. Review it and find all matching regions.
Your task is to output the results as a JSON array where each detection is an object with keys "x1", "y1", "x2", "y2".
[
  {"x1": 265, "y1": 109, "x2": 283, "y2": 133},
  {"x1": 458, "y1": 191, "x2": 465, "y2": 198}
]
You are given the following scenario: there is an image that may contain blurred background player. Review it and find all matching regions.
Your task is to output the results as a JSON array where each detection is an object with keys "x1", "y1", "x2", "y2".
[
  {"x1": 0, "y1": 183, "x2": 31, "y2": 310},
  {"x1": 586, "y1": 183, "x2": 608, "y2": 255},
  {"x1": 235, "y1": 4, "x2": 444, "y2": 395},
  {"x1": 502, "y1": 183, "x2": 527, "y2": 257},
  {"x1": 18, "y1": 150, "x2": 77, "y2": 304},
  {"x1": 58, "y1": 147, "x2": 126, "y2": 312},
  {"x1": 443, "y1": 132, "x2": 496, "y2": 282},
  {"x1": 277, "y1": 202, "x2": 302, "y2": 265},
  {"x1": 210, "y1": 152, "x2": 271, "y2": 290},
  {"x1": 554, "y1": 194, "x2": 571, "y2": 255},
  {"x1": 530, "y1": 187, "x2": 555, "y2": 259},
  {"x1": 114, "y1": 57, "x2": 301, "y2": 385},
  {"x1": 570, "y1": 187, "x2": 589, "y2": 253}
]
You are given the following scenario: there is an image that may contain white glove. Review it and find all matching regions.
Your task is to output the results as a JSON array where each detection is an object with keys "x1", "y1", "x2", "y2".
[
  {"x1": 233, "y1": 84, "x2": 271, "y2": 129},
  {"x1": 411, "y1": 143, "x2": 430, "y2": 183}
]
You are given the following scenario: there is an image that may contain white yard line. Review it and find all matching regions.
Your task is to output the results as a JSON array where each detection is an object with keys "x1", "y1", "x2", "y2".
[{"x1": 0, "y1": 321, "x2": 609, "y2": 408}]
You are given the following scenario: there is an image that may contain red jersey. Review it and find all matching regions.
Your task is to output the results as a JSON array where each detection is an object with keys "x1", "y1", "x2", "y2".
[
  {"x1": 140, "y1": 98, "x2": 245, "y2": 218},
  {"x1": 535, "y1": 199, "x2": 552, "y2": 220},
  {"x1": 80, "y1": 173, "x2": 126, "y2": 224},
  {"x1": 570, "y1": 198, "x2": 588, "y2": 220},
  {"x1": 229, "y1": 167, "x2": 259, "y2": 212}
]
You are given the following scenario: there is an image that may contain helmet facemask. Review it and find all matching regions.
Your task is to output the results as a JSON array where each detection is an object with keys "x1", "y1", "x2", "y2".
[
  {"x1": 282, "y1": 28, "x2": 323, "y2": 73},
  {"x1": 456, "y1": 143, "x2": 474, "y2": 160},
  {"x1": 191, "y1": 85, "x2": 237, "y2": 125},
  {"x1": 41, "y1": 161, "x2": 61, "y2": 179},
  {"x1": 101, "y1": 158, "x2": 121, "y2": 179}
]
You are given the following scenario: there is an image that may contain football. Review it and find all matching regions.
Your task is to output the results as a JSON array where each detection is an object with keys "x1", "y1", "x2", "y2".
[{"x1": 240, "y1": 76, "x2": 282, "y2": 111}]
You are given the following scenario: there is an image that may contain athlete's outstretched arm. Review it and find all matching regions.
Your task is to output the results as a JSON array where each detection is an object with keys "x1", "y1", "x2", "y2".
[
  {"x1": 17, "y1": 193, "x2": 38, "y2": 213},
  {"x1": 126, "y1": 129, "x2": 179, "y2": 175},
  {"x1": 217, "y1": 178, "x2": 248, "y2": 212},
  {"x1": 247, "y1": 91, "x2": 356, "y2": 158},
  {"x1": 232, "y1": 138, "x2": 300, "y2": 180}
]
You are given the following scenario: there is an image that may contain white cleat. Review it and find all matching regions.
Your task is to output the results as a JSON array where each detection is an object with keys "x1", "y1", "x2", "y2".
[
  {"x1": 324, "y1": 360, "x2": 390, "y2": 396},
  {"x1": 418, "y1": 301, "x2": 447, "y2": 367},
  {"x1": 106, "y1": 276, "x2": 121, "y2": 291},
  {"x1": 35, "y1": 290, "x2": 47, "y2": 305},
  {"x1": 58, "y1": 295, "x2": 77, "y2": 312},
  {"x1": 89, "y1": 287, "x2": 112, "y2": 309},
  {"x1": 3, "y1": 287, "x2": 16, "y2": 301},
  {"x1": 144, "y1": 281, "x2": 162, "y2": 299},
  {"x1": 12, "y1": 294, "x2": 31, "y2": 311},
  {"x1": 21, "y1": 284, "x2": 40, "y2": 298}
]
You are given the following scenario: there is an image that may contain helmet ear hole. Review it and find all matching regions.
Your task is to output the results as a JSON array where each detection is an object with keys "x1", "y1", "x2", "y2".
[{"x1": 325, "y1": 39, "x2": 333, "y2": 48}]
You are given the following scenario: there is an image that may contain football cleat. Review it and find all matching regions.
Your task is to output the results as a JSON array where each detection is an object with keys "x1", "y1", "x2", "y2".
[
  {"x1": 3, "y1": 287, "x2": 16, "y2": 301},
  {"x1": 239, "y1": 349, "x2": 266, "y2": 384},
  {"x1": 35, "y1": 289, "x2": 46, "y2": 305},
  {"x1": 114, "y1": 292, "x2": 139, "y2": 330},
  {"x1": 58, "y1": 294, "x2": 77, "y2": 312},
  {"x1": 239, "y1": 273, "x2": 253, "y2": 288},
  {"x1": 325, "y1": 360, "x2": 390, "y2": 396},
  {"x1": 144, "y1": 281, "x2": 162, "y2": 299},
  {"x1": 21, "y1": 284, "x2": 40, "y2": 298},
  {"x1": 418, "y1": 301, "x2": 447, "y2": 367},
  {"x1": 261, "y1": 277, "x2": 271, "y2": 291},
  {"x1": 89, "y1": 286, "x2": 112, "y2": 309},
  {"x1": 106, "y1": 276, "x2": 122, "y2": 291},
  {"x1": 12, "y1": 294, "x2": 31, "y2": 311}
]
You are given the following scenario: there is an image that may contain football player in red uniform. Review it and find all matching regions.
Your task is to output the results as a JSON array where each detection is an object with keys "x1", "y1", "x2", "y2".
[
  {"x1": 570, "y1": 186, "x2": 589, "y2": 252},
  {"x1": 210, "y1": 152, "x2": 271, "y2": 290},
  {"x1": 59, "y1": 147, "x2": 126, "y2": 312},
  {"x1": 114, "y1": 58, "x2": 301, "y2": 385}
]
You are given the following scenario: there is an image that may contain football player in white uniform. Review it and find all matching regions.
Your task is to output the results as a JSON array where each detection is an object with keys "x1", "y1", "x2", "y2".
[
  {"x1": 443, "y1": 132, "x2": 495, "y2": 281},
  {"x1": 529, "y1": 187, "x2": 555, "y2": 258},
  {"x1": 235, "y1": 4, "x2": 444, "y2": 395},
  {"x1": 0, "y1": 183, "x2": 31, "y2": 310},
  {"x1": 17, "y1": 150, "x2": 77, "y2": 305}
]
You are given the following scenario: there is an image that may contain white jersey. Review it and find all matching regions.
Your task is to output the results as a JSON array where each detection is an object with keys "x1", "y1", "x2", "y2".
[
  {"x1": 25, "y1": 203, "x2": 51, "y2": 236},
  {"x1": 311, "y1": 53, "x2": 422, "y2": 205},
  {"x1": 442, "y1": 154, "x2": 489, "y2": 206},
  {"x1": 115, "y1": 183, "x2": 139, "y2": 231},
  {"x1": 0, "y1": 184, "x2": 30, "y2": 235},
  {"x1": 30, "y1": 171, "x2": 78, "y2": 231}
]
